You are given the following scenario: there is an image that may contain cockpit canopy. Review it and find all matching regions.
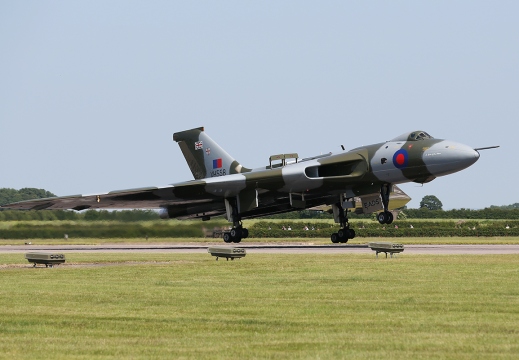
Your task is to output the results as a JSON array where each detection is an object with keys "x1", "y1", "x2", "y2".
[{"x1": 391, "y1": 131, "x2": 434, "y2": 142}]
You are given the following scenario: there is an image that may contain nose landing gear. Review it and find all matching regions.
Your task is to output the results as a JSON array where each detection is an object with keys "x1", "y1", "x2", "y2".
[{"x1": 377, "y1": 183, "x2": 394, "y2": 225}]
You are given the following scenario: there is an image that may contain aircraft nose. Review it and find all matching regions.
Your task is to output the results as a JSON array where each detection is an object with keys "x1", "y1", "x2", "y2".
[
  {"x1": 423, "y1": 141, "x2": 480, "y2": 177},
  {"x1": 454, "y1": 143, "x2": 480, "y2": 167}
]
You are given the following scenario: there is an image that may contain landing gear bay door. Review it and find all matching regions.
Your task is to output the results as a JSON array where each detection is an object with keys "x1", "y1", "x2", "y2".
[
  {"x1": 359, "y1": 185, "x2": 411, "y2": 214},
  {"x1": 360, "y1": 194, "x2": 384, "y2": 214}
]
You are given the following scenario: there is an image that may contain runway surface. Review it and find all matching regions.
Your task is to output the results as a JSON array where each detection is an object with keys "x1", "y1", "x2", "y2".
[{"x1": 2, "y1": 244, "x2": 519, "y2": 255}]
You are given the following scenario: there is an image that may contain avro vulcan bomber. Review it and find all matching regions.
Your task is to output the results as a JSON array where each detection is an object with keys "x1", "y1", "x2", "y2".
[{"x1": 2, "y1": 127, "x2": 496, "y2": 243}]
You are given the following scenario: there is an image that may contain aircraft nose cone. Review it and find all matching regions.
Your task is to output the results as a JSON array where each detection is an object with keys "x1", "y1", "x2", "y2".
[
  {"x1": 423, "y1": 142, "x2": 480, "y2": 177},
  {"x1": 457, "y1": 144, "x2": 480, "y2": 167}
]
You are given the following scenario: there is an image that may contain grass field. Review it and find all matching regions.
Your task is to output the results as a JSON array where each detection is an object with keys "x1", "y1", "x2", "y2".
[{"x1": 1, "y1": 252, "x2": 518, "y2": 359}]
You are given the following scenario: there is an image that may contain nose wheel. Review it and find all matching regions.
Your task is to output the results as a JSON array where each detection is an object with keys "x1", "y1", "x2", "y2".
[
  {"x1": 377, "y1": 211, "x2": 394, "y2": 224},
  {"x1": 377, "y1": 183, "x2": 394, "y2": 224}
]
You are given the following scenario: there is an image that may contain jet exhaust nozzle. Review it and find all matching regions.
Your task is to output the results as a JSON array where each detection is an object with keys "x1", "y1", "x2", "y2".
[{"x1": 159, "y1": 208, "x2": 170, "y2": 219}]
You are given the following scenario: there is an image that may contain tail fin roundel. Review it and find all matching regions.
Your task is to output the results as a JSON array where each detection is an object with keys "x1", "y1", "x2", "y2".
[{"x1": 173, "y1": 127, "x2": 250, "y2": 180}]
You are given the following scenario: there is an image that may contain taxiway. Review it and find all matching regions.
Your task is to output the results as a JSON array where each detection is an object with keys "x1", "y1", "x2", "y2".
[{"x1": 1, "y1": 244, "x2": 519, "y2": 255}]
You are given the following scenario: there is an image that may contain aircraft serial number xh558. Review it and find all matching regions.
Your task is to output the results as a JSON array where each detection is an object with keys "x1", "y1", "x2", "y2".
[{"x1": 2, "y1": 127, "x2": 497, "y2": 243}]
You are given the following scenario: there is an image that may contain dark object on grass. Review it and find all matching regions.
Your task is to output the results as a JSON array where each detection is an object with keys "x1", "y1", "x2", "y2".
[
  {"x1": 368, "y1": 242, "x2": 404, "y2": 258},
  {"x1": 207, "y1": 246, "x2": 246, "y2": 261},
  {"x1": 25, "y1": 252, "x2": 66, "y2": 267}
]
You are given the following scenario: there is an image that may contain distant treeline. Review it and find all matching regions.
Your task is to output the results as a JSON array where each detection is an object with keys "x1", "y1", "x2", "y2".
[
  {"x1": 265, "y1": 208, "x2": 519, "y2": 220},
  {"x1": 390, "y1": 208, "x2": 519, "y2": 220},
  {"x1": 0, "y1": 188, "x2": 56, "y2": 206},
  {"x1": 0, "y1": 209, "x2": 160, "y2": 222}
]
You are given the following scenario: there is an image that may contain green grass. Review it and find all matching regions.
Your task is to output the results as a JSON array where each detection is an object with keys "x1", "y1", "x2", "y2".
[{"x1": 1, "y1": 253, "x2": 519, "y2": 359}]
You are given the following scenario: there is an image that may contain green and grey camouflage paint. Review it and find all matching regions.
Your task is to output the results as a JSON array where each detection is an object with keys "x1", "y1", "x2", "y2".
[{"x1": 0, "y1": 127, "x2": 482, "y2": 242}]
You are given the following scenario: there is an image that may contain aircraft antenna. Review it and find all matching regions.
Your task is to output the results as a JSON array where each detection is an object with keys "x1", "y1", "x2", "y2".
[{"x1": 474, "y1": 146, "x2": 500, "y2": 151}]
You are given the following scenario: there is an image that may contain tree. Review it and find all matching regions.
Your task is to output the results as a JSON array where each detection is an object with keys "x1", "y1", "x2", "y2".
[
  {"x1": 420, "y1": 195, "x2": 443, "y2": 210},
  {"x1": 0, "y1": 188, "x2": 56, "y2": 206},
  {"x1": 491, "y1": 203, "x2": 519, "y2": 209}
]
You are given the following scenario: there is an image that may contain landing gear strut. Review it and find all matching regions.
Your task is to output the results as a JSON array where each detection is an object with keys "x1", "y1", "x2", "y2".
[
  {"x1": 331, "y1": 199, "x2": 356, "y2": 244},
  {"x1": 223, "y1": 198, "x2": 249, "y2": 243},
  {"x1": 377, "y1": 183, "x2": 394, "y2": 225}
]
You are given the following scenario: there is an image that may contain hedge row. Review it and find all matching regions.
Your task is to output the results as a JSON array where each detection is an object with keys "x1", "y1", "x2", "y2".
[
  {"x1": 248, "y1": 228, "x2": 519, "y2": 238},
  {"x1": 1, "y1": 220, "x2": 518, "y2": 239},
  {"x1": 248, "y1": 221, "x2": 519, "y2": 238},
  {"x1": 0, "y1": 223, "x2": 202, "y2": 239}
]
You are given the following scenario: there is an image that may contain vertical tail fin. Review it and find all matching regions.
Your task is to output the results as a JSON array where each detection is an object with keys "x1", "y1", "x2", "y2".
[{"x1": 173, "y1": 127, "x2": 250, "y2": 180}]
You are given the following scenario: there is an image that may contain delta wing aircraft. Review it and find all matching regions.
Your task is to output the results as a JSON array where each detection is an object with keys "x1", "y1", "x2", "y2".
[{"x1": 1, "y1": 127, "x2": 496, "y2": 243}]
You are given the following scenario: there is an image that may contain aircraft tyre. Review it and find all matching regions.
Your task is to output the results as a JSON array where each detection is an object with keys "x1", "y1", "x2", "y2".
[
  {"x1": 332, "y1": 230, "x2": 352, "y2": 243},
  {"x1": 223, "y1": 232, "x2": 233, "y2": 243},
  {"x1": 334, "y1": 227, "x2": 356, "y2": 243},
  {"x1": 377, "y1": 212, "x2": 387, "y2": 224},
  {"x1": 377, "y1": 211, "x2": 394, "y2": 225},
  {"x1": 339, "y1": 230, "x2": 350, "y2": 243},
  {"x1": 223, "y1": 231, "x2": 242, "y2": 243},
  {"x1": 226, "y1": 226, "x2": 247, "y2": 243},
  {"x1": 230, "y1": 228, "x2": 239, "y2": 238}
]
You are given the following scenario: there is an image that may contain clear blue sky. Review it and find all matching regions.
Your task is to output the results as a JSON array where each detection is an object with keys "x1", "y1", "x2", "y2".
[{"x1": 1, "y1": 1, "x2": 517, "y2": 209}]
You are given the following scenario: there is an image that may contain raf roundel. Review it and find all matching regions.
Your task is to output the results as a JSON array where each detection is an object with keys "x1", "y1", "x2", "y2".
[{"x1": 392, "y1": 149, "x2": 408, "y2": 169}]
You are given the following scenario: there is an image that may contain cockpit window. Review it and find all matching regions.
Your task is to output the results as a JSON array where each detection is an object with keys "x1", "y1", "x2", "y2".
[
  {"x1": 412, "y1": 131, "x2": 433, "y2": 141},
  {"x1": 391, "y1": 131, "x2": 434, "y2": 142}
]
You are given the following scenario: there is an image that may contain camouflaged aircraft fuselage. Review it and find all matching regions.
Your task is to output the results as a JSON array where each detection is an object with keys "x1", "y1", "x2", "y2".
[{"x1": 166, "y1": 128, "x2": 479, "y2": 221}]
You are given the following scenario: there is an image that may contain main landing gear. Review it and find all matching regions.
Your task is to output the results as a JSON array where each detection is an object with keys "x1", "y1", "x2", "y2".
[
  {"x1": 377, "y1": 183, "x2": 394, "y2": 225},
  {"x1": 331, "y1": 200, "x2": 356, "y2": 244},
  {"x1": 223, "y1": 224, "x2": 249, "y2": 243},
  {"x1": 223, "y1": 198, "x2": 249, "y2": 243}
]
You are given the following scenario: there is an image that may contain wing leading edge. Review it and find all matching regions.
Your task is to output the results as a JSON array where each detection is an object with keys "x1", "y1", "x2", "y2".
[{"x1": 0, "y1": 182, "x2": 218, "y2": 211}]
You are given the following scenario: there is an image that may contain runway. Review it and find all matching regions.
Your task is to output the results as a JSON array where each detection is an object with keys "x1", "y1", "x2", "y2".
[{"x1": 1, "y1": 244, "x2": 519, "y2": 255}]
